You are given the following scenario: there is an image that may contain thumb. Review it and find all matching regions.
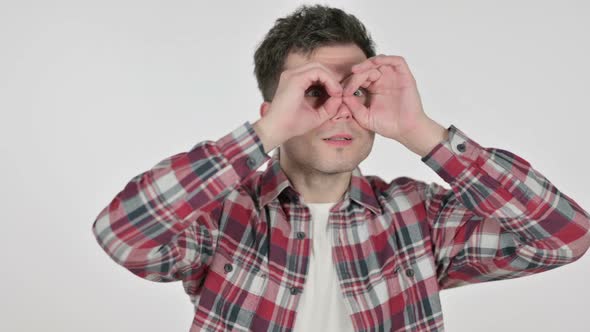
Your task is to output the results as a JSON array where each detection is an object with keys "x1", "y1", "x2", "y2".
[
  {"x1": 318, "y1": 96, "x2": 342, "y2": 121},
  {"x1": 343, "y1": 96, "x2": 370, "y2": 129}
]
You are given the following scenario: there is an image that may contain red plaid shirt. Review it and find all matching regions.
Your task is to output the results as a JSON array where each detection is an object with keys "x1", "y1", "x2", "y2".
[{"x1": 92, "y1": 121, "x2": 590, "y2": 331}]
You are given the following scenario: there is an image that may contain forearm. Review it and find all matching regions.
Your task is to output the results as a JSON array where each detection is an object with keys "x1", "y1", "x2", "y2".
[
  {"x1": 399, "y1": 116, "x2": 449, "y2": 158},
  {"x1": 252, "y1": 116, "x2": 288, "y2": 154},
  {"x1": 92, "y1": 121, "x2": 269, "y2": 279}
]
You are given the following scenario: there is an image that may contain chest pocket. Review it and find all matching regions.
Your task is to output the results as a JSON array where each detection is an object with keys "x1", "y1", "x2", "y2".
[
  {"x1": 384, "y1": 252, "x2": 441, "y2": 328},
  {"x1": 395, "y1": 254, "x2": 437, "y2": 293},
  {"x1": 199, "y1": 249, "x2": 269, "y2": 327}
]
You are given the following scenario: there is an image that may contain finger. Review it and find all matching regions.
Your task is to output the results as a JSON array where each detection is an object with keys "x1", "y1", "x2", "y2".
[
  {"x1": 342, "y1": 96, "x2": 370, "y2": 129},
  {"x1": 292, "y1": 62, "x2": 343, "y2": 97},
  {"x1": 343, "y1": 72, "x2": 367, "y2": 96},
  {"x1": 352, "y1": 54, "x2": 410, "y2": 74},
  {"x1": 343, "y1": 68, "x2": 381, "y2": 95},
  {"x1": 351, "y1": 54, "x2": 386, "y2": 72},
  {"x1": 376, "y1": 63, "x2": 397, "y2": 79},
  {"x1": 308, "y1": 67, "x2": 343, "y2": 97},
  {"x1": 368, "y1": 55, "x2": 410, "y2": 75},
  {"x1": 318, "y1": 96, "x2": 342, "y2": 121}
]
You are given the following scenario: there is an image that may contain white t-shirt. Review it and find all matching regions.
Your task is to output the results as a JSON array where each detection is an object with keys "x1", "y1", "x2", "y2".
[{"x1": 292, "y1": 202, "x2": 356, "y2": 332}]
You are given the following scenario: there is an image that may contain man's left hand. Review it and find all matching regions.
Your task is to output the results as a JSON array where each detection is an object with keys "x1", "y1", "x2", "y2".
[{"x1": 341, "y1": 54, "x2": 430, "y2": 143}]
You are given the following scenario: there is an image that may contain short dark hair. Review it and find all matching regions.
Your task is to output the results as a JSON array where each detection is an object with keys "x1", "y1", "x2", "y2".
[{"x1": 253, "y1": 4, "x2": 377, "y2": 102}]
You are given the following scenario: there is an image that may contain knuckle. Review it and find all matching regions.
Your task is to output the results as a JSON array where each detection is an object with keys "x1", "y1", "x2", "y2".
[
  {"x1": 314, "y1": 63, "x2": 336, "y2": 76},
  {"x1": 306, "y1": 62, "x2": 323, "y2": 71},
  {"x1": 308, "y1": 65, "x2": 321, "y2": 74},
  {"x1": 313, "y1": 65, "x2": 330, "y2": 77}
]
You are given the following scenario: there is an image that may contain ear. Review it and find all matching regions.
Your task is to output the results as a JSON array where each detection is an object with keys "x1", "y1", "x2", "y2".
[{"x1": 259, "y1": 101, "x2": 271, "y2": 118}]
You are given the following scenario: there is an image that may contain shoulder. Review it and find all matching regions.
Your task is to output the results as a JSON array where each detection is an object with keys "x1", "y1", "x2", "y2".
[
  {"x1": 364, "y1": 175, "x2": 453, "y2": 207},
  {"x1": 365, "y1": 174, "x2": 428, "y2": 197}
]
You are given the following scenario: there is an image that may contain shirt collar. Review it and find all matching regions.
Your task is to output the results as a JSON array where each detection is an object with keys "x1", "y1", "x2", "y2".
[{"x1": 259, "y1": 150, "x2": 383, "y2": 215}]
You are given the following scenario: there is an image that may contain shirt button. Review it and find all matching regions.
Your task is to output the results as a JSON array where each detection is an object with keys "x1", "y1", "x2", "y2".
[
  {"x1": 246, "y1": 157, "x2": 256, "y2": 168},
  {"x1": 296, "y1": 231, "x2": 305, "y2": 239},
  {"x1": 224, "y1": 263, "x2": 233, "y2": 273},
  {"x1": 456, "y1": 142, "x2": 466, "y2": 152},
  {"x1": 290, "y1": 287, "x2": 301, "y2": 295},
  {"x1": 405, "y1": 268, "x2": 415, "y2": 277},
  {"x1": 260, "y1": 273, "x2": 267, "y2": 278}
]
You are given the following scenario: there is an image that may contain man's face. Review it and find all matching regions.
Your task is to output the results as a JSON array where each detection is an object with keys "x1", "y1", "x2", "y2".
[{"x1": 263, "y1": 43, "x2": 375, "y2": 175}]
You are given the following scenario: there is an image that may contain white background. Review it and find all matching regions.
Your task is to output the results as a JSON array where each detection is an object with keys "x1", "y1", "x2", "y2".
[{"x1": 1, "y1": 0, "x2": 589, "y2": 331}]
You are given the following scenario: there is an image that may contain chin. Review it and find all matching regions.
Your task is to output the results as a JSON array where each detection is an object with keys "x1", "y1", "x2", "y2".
[{"x1": 314, "y1": 159, "x2": 359, "y2": 174}]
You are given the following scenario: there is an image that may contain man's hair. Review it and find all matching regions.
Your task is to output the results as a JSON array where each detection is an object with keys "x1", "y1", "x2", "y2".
[{"x1": 253, "y1": 4, "x2": 377, "y2": 102}]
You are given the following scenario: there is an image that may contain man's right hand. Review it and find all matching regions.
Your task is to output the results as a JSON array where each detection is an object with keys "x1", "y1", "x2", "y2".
[{"x1": 253, "y1": 62, "x2": 344, "y2": 153}]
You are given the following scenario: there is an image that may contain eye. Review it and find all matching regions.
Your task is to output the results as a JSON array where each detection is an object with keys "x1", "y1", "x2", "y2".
[
  {"x1": 305, "y1": 85, "x2": 326, "y2": 98},
  {"x1": 353, "y1": 88, "x2": 366, "y2": 97}
]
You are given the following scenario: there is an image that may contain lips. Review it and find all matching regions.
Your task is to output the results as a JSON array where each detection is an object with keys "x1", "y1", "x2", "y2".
[
  {"x1": 323, "y1": 138, "x2": 353, "y2": 146},
  {"x1": 322, "y1": 133, "x2": 353, "y2": 141},
  {"x1": 322, "y1": 132, "x2": 353, "y2": 147}
]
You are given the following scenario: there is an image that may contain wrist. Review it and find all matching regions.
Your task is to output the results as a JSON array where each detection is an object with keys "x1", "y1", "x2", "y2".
[
  {"x1": 252, "y1": 116, "x2": 285, "y2": 154},
  {"x1": 399, "y1": 117, "x2": 448, "y2": 158}
]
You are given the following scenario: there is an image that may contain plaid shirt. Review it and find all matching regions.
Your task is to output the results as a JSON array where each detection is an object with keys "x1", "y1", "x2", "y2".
[{"x1": 92, "y1": 121, "x2": 590, "y2": 332}]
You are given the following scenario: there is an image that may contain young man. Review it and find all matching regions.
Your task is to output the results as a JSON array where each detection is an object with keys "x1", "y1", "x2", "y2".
[{"x1": 92, "y1": 4, "x2": 590, "y2": 332}]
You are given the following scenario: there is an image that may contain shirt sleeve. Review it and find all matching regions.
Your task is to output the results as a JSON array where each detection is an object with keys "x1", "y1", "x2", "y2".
[
  {"x1": 91, "y1": 121, "x2": 270, "y2": 282},
  {"x1": 419, "y1": 124, "x2": 590, "y2": 290}
]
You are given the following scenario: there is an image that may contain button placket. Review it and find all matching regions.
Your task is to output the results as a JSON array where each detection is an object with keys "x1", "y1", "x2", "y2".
[
  {"x1": 253, "y1": 262, "x2": 268, "y2": 279},
  {"x1": 216, "y1": 300, "x2": 224, "y2": 312},
  {"x1": 246, "y1": 157, "x2": 257, "y2": 169},
  {"x1": 224, "y1": 263, "x2": 233, "y2": 273}
]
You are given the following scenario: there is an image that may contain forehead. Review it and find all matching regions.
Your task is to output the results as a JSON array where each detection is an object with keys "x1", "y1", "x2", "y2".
[{"x1": 283, "y1": 44, "x2": 367, "y2": 81}]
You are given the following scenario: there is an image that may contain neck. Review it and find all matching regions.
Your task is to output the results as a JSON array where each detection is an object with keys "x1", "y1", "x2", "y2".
[{"x1": 279, "y1": 153, "x2": 351, "y2": 204}]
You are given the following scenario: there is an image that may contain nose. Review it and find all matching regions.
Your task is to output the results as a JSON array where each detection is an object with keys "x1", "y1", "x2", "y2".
[{"x1": 331, "y1": 102, "x2": 352, "y2": 121}]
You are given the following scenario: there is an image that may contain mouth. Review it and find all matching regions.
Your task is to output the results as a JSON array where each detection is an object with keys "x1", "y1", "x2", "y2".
[{"x1": 322, "y1": 137, "x2": 353, "y2": 146}]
